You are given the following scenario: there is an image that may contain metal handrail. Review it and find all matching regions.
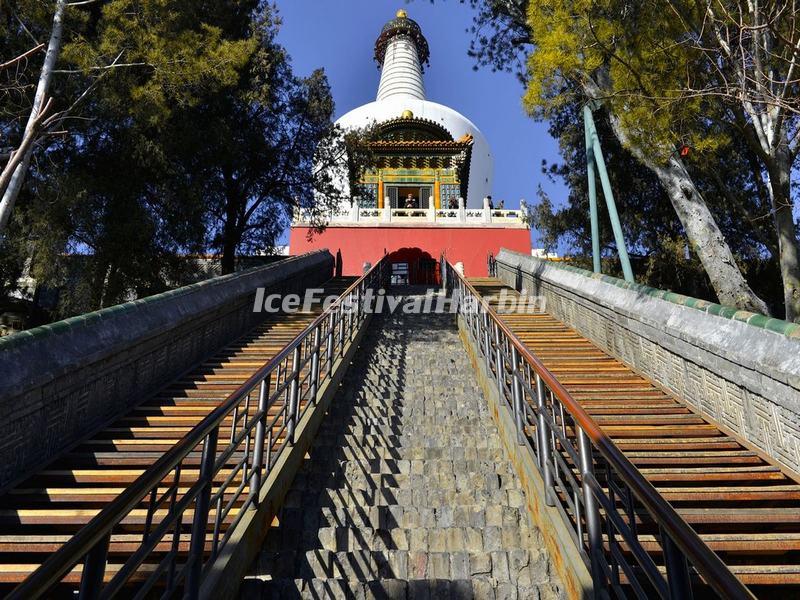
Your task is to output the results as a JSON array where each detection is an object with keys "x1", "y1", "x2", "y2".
[
  {"x1": 444, "y1": 262, "x2": 754, "y2": 600},
  {"x1": 10, "y1": 257, "x2": 390, "y2": 599}
]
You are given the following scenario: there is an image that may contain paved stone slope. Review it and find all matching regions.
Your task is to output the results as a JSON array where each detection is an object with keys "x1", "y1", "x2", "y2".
[{"x1": 242, "y1": 305, "x2": 564, "y2": 599}]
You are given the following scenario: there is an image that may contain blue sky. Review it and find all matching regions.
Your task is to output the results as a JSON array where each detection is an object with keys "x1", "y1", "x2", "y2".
[{"x1": 274, "y1": 0, "x2": 567, "y2": 247}]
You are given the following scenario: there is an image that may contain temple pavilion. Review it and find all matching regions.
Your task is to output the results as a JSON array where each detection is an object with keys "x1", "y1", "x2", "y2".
[{"x1": 360, "y1": 113, "x2": 475, "y2": 211}]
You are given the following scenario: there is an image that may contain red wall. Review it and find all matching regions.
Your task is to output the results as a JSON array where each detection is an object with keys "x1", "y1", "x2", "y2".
[{"x1": 289, "y1": 226, "x2": 531, "y2": 277}]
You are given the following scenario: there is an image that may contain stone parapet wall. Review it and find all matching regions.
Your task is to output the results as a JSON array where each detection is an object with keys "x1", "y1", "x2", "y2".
[
  {"x1": 495, "y1": 249, "x2": 800, "y2": 474},
  {"x1": 0, "y1": 251, "x2": 333, "y2": 491}
]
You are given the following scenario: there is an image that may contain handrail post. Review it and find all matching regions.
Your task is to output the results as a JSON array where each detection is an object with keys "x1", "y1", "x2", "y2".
[
  {"x1": 494, "y1": 323, "x2": 504, "y2": 398},
  {"x1": 287, "y1": 346, "x2": 301, "y2": 445},
  {"x1": 467, "y1": 284, "x2": 477, "y2": 337},
  {"x1": 249, "y1": 374, "x2": 271, "y2": 505},
  {"x1": 356, "y1": 285, "x2": 364, "y2": 332},
  {"x1": 346, "y1": 291, "x2": 354, "y2": 341},
  {"x1": 577, "y1": 427, "x2": 607, "y2": 593},
  {"x1": 78, "y1": 534, "x2": 110, "y2": 600},
  {"x1": 511, "y1": 346, "x2": 525, "y2": 445},
  {"x1": 535, "y1": 374, "x2": 555, "y2": 506},
  {"x1": 663, "y1": 528, "x2": 693, "y2": 600},
  {"x1": 352, "y1": 288, "x2": 359, "y2": 338},
  {"x1": 327, "y1": 311, "x2": 335, "y2": 376},
  {"x1": 309, "y1": 327, "x2": 321, "y2": 405},
  {"x1": 185, "y1": 428, "x2": 219, "y2": 598},
  {"x1": 481, "y1": 310, "x2": 490, "y2": 362},
  {"x1": 338, "y1": 305, "x2": 345, "y2": 358}
]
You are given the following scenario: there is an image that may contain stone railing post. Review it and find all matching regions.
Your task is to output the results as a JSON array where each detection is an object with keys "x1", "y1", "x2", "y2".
[
  {"x1": 428, "y1": 196, "x2": 436, "y2": 222},
  {"x1": 382, "y1": 205, "x2": 391, "y2": 222},
  {"x1": 483, "y1": 197, "x2": 491, "y2": 223},
  {"x1": 458, "y1": 197, "x2": 466, "y2": 222}
]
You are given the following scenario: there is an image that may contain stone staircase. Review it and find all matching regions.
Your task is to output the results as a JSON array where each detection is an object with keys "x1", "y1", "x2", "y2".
[{"x1": 242, "y1": 301, "x2": 564, "y2": 599}]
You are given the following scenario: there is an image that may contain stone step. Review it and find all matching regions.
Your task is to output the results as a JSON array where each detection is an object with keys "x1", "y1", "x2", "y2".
[
  {"x1": 281, "y1": 487, "x2": 526, "y2": 510},
  {"x1": 328, "y1": 398, "x2": 484, "y2": 408},
  {"x1": 329, "y1": 393, "x2": 483, "y2": 405},
  {"x1": 297, "y1": 457, "x2": 518, "y2": 477},
  {"x1": 243, "y1": 310, "x2": 562, "y2": 599},
  {"x1": 322, "y1": 413, "x2": 489, "y2": 427},
  {"x1": 304, "y1": 446, "x2": 508, "y2": 463},
  {"x1": 316, "y1": 420, "x2": 492, "y2": 436},
  {"x1": 240, "y1": 577, "x2": 563, "y2": 600},
  {"x1": 334, "y1": 385, "x2": 482, "y2": 394},
  {"x1": 299, "y1": 458, "x2": 516, "y2": 478},
  {"x1": 288, "y1": 472, "x2": 519, "y2": 495},
  {"x1": 323, "y1": 409, "x2": 487, "y2": 422},
  {"x1": 260, "y1": 524, "x2": 540, "y2": 553},
  {"x1": 250, "y1": 549, "x2": 551, "y2": 585},
  {"x1": 331, "y1": 389, "x2": 406, "y2": 400},
  {"x1": 279, "y1": 504, "x2": 531, "y2": 532},
  {"x1": 311, "y1": 432, "x2": 503, "y2": 450}
]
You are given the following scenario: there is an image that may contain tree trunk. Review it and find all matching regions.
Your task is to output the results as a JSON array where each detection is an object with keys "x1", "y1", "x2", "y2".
[
  {"x1": 600, "y1": 104, "x2": 770, "y2": 314},
  {"x1": 220, "y1": 171, "x2": 242, "y2": 276},
  {"x1": 766, "y1": 146, "x2": 800, "y2": 322},
  {"x1": 650, "y1": 157, "x2": 770, "y2": 314},
  {"x1": 0, "y1": 0, "x2": 66, "y2": 235},
  {"x1": 221, "y1": 204, "x2": 239, "y2": 276},
  {"x1": 221, "y1": 237, "x2": 237, "y2": 275},
  {"x1": 91, "y1": 258, "x2": 110, "y2": 310}
]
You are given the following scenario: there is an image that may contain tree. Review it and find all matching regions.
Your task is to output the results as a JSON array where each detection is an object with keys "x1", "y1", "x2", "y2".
[
  {"x1": 634, "y1": 2, "x2": 800, "y2": 320},
  {"x1": 0, "y1": 0, "x2": 255, "y2": 236},
  {"x1": 524, "y1": 0, "x2": 772, "y2": 314},
  {"x1": 1, "y1": 0, "x2": 257, "y2": 311},
  {"x1": 532, "y1": 88, "x2": 781, "y2": 308},
  {"x1": 3, "y1": 1, "x2": 368, "y2": 314},
  {"x1": 0, "y1": 0, "x2": 65, "y2": 233},
  {"x1": 24, "y1": 120, "x2": 209, "y2": 315},
  {"x1": 443, "y1": 0, "x2": 771, "y2": 314},
  {"x1": 151, "y1": 6, "x2": 374, "y2": 274}
]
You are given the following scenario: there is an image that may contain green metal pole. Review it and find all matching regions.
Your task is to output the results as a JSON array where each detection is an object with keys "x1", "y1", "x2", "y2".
[
  {"x1": 583, "y1": 105, "x2": 635, "y2": 283},
  {"x1": 584, "y1": 106, "x2": 601, "y2": 274}
]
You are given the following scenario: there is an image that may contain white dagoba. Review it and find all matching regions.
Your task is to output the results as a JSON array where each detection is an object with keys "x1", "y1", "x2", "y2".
[{"x1": 335, "y1": 9, "x2": 493, "y2": 208}]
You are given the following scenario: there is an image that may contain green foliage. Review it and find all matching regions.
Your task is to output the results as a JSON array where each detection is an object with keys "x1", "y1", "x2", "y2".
[
  {"x1": 2, "y1": 1, "x2": 358, "y2": 319},
  {"x1": 151, "y1": 4, "x2": 373, "y2": 273},
  {"x1": 522, "y1": 0, "x2": 729, "y2": 160},
  {"x1": 530, "y1": 81, "x2": 782, "y2": 309},
  {"x1": 3, "y1": 0, "x2": 259, "y2": 292},
  {"x1": 451, "y1": 0, "x2": 785, "y2": 309},
  {"x1": 62, "y1": 0, "x2": 256, "y2": 124}
]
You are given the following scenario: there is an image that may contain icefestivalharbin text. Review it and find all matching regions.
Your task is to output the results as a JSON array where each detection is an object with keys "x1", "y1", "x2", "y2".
[{"x1": 253, "y1": 288, "x2": 546, "y2": 315}]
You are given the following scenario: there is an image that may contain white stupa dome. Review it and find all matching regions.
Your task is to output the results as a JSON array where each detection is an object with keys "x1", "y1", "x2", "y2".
[{"x1": 334, "y1": 10, "x2": 493, "y2": 209}]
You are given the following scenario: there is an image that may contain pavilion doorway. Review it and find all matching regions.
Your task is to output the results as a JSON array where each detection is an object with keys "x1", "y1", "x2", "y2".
[{"x1": 386, "y1": 185, "x2": 433, "y2": 209}]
